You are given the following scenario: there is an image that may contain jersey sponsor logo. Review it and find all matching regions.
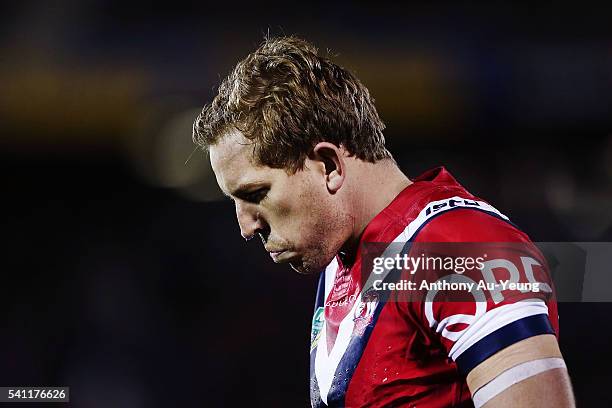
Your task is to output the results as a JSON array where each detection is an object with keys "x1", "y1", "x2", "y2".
[
  {"x1": 311, "y1": 307, "x2": 325, "y2": 352},
  {"x1": 424, "y1": 256, "x2": 553, "y2": 341},
  {"x1": 425, "y1": 274, "x2": 488, "y2": 341}
]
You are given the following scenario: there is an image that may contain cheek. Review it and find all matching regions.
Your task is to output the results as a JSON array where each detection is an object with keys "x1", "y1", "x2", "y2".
[
  {"x1": 295, "y1": 200, "x2": 338, "y2": 247},
  {"x1": 275, "y1": 176, "x2": 322, "y2": 220},
  {"x1": 270, "y1": 187, "x2": 326, "y2": 235}
]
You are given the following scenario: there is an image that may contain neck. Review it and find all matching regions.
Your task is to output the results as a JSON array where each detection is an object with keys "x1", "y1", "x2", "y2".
[{"x1": 340, "y1": 159, "x2": 412, "y2": 263}]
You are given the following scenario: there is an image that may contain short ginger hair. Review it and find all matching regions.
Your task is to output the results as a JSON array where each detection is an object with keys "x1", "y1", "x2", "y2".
[{"x1": 193, "y1": 36, "x2": 392, "y2": 172}]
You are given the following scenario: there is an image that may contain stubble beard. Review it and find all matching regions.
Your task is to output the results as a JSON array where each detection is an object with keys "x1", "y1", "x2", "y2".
[{"x1": 290, "y1": 207, "x2": 353, "y2": 275}]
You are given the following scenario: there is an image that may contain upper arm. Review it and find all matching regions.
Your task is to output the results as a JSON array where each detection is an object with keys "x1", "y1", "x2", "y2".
[
  {"x1": 467, "y1": 334, "x2": 574, "y2": 407},
  {"x1": 409, "y1": 207, "x2": 571, "y2": 405}
]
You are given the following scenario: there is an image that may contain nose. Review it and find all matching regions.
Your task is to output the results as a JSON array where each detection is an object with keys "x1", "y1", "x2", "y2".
[{"x1": 235, "y1": 200, "x2": 266, "y2": 241}]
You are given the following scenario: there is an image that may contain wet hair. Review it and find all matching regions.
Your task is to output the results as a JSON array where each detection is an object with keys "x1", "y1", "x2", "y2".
[{"x1": 193, "y1": 36, "x2": 391, "y2": 172}]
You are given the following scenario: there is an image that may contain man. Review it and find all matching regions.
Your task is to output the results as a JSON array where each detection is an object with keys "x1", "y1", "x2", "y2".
[{"x1": 193, "y1": 36, "x2": 574, "y2": 407}]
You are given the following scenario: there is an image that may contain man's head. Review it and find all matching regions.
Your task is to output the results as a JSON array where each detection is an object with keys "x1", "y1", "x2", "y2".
[{"x1": 193, "y1": 36, "x2": 395, "y2": 274}]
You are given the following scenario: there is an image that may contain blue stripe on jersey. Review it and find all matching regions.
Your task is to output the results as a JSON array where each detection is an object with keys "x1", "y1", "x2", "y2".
[
  {"x1": 455, "y1": 313, "x2": 555, "y2": 376},
  {"x1": 325, "y1": 267, "x2": 404, "y2": 407},
  {"x1": 326, "y1": 304, "x2": 385, "y2": 406}
]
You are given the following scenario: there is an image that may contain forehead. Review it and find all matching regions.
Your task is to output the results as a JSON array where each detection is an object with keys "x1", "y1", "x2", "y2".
[{"x1": 209, "y1": 130, "x2": 271, "y2": 193}]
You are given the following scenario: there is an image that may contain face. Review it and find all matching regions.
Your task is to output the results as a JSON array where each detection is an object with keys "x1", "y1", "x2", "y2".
[{"x1": 209, "y1": 130, "x2": 352, "y2": 274}]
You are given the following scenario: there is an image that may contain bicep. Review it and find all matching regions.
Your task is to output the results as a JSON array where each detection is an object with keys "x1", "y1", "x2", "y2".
[
  {"x1": 466, "y1": 334, "x2": 575, "y2": 407},
  {"x1": 481, "y1": 367, "x2": 573, "y2": 407}
]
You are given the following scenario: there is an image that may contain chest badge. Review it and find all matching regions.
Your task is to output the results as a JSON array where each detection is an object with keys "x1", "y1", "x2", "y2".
[{"x1": 353, "y1": 290, "x2": 380, "y2": 336}]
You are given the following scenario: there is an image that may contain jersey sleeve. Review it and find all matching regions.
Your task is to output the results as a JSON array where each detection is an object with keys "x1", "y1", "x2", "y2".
[{"x1": 405, "y1": 208, "x2": 559, "y2": 376}]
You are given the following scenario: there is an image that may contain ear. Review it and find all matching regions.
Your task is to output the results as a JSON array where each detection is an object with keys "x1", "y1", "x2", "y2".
[{"x1": 311, "y1": 142, "x2": 346, "y2": 193}]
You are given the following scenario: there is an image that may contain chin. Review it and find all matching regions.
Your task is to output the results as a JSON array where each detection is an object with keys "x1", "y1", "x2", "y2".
[
  {"x1": 290, "y1": 255, "x2": 332, "y2": 275},
  {"x1": 289, "y1": 262, "x2": 312, "y2": 275}
]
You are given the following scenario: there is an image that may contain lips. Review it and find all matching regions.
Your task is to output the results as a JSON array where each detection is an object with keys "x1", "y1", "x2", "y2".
[
  {"x1": 268, "y1": 250, "x2": 286, "y2": 261},
  {"x1": 268, "y1": 249, "x2": 299, "y2": 264}
]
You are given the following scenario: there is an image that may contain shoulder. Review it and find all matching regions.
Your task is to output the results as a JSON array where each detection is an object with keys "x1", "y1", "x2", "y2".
[{"x1": 414, "y1": 206, "x2": 530, "y2": 243}]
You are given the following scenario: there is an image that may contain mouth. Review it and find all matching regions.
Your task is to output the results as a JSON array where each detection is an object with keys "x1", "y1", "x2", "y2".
[
  {"x1": 267, "y1": 249, "x2": 298, "y2": 263},
  {"x1": 268, "y1": 249, "x2": 286, "y2": 262}
]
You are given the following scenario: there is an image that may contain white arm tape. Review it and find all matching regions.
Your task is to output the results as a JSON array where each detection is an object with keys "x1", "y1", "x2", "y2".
[{"x1": 472, "y1": 357, "x2": 566, "y2": 408}]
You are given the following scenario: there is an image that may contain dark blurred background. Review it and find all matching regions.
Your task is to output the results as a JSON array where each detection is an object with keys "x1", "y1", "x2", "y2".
[{"x1": 1, "y1": 1, "x2": 611, "y2": 407}]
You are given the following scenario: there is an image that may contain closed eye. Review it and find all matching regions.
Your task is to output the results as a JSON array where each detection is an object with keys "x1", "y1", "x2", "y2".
[{"x1": 241, "y1": 188, "x2": 269, "y2": 204}]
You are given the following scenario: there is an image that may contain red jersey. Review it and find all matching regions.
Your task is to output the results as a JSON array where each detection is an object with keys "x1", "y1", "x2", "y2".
[{"x1": 309, "y1": 167, "x2": 558, "y2": 407}]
